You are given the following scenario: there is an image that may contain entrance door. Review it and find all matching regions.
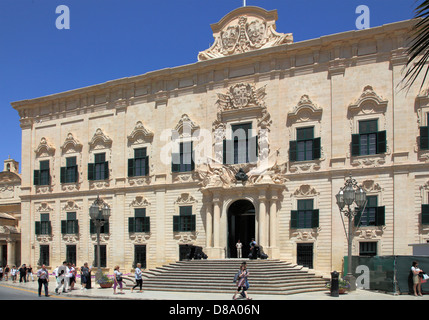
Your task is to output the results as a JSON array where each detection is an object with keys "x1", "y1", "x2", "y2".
[
  {"x1": 297, "y1": 243, "x2": 313, "y2": 268},
  {"x1": 227, "y1": 200, "x2": 255, "y2": 258}
]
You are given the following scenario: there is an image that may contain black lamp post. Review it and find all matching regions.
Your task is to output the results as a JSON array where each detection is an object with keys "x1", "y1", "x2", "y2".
[
  {"x1": 89, "y1": 195, "x2": 111, "y2": 281},
  {"x1": 335, "y1": 174, "x2": 367, "y2": 291}
]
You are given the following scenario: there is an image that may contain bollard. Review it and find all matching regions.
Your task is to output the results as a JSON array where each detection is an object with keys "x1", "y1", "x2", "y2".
[{"x1": 330, "y1": 271, "x2": 339, "y2": 297}]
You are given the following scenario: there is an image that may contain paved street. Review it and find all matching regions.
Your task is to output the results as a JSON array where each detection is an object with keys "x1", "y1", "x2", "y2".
[{"x1": 0, "y1": 276, "x2": 428, "y2": 300}]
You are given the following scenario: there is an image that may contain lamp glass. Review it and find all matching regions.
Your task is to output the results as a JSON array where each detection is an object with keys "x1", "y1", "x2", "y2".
[
  {"x1": 102, "y1": 203, "x2": 111, "y2": 219},
  {"x1": 89, "y1": 203, "x2": 99, "y2": 220},
  {"x1": 336, "y1": 190, "x2": 345, "y2": 210},
  {"x1": 343, "y1": 184, "x2": 355, "y2": 205},
  {"x1": 355, "y1": 187, "x2": 367, "y2": 208}
]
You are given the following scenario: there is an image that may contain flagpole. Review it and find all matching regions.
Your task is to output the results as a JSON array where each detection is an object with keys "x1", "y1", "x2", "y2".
[{"x1": 243, "y1": 0, "x2": 246, "y2": 7}]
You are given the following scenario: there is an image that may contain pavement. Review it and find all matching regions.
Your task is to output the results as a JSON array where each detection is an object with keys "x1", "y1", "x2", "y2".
[{"x1": 0, "y1": 276, "x2": 428, "y2": 300}]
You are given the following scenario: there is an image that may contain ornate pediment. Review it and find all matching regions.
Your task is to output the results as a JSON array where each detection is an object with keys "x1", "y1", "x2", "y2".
[
  {"x1": 287, "y1": 95, "x2": 323, "y2": 125},
  {"x1": 61, "y1": 133, "x2": 83, "y2": 155},
  {"x1": 173, "y1": 114, "x2": 200, "y2": 138},
  {"x1": 348, "y1": 85, "x2": 388, "y2": 117},
  {"x1": 127, "y1": 121, "x2": 154, "y2": 144},
  {"x1": 88, "y1": 128, "x2": 112, "y2": 150},
  {"x1": 35, "y1": 137, "x2": 55, "y2": 158},
  {"x1": 198, "y1": 7, "x2": 292, "y2": 61}
]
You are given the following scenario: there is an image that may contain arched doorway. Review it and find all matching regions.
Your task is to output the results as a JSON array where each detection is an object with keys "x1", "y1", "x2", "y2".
[{"x1": 227, "y1": 199, "x2": 255, "y2": 258}]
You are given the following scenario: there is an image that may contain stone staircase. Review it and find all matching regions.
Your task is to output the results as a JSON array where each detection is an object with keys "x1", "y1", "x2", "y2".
[{"x1": 123, "y1": 259, "x2": 329, "y2": 295}]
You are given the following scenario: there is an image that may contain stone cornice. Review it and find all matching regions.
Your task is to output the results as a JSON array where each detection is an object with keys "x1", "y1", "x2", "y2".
[{"x1": 11, "y1": 19, "x2": 414, "y2": 118}]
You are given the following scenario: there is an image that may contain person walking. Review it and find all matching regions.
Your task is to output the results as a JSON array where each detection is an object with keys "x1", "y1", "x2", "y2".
[
  {"x1": 0, "y1": 266, "x2": 3, "y2": 281},
  {"x1": 80, "y1": 262, "x2": 91, "y2": 290},
  {"x1": 37, "y1": 264, "x2": 50, "y2": 297},
  {"x1": 55, "y1": 261, "x2": 69, "y2": 294},
  {"x1": 232, "y1": 262, "x2": 251, "y2": 300},
  {"x1": 411, "y1": 260, "x2": 423, "y2": 296},
  {"x1": 113, "y1": 265, "x2": 124, "y2": 295},
  {"x1": 236, "y1": 240, "x2": 242, "y2": 259},
  {"x1": 131, "y1": 263, "x2": 143, "y2": 293},
  {"x1": 19, "y1": 264, "x2": 27, "y2": 283}
]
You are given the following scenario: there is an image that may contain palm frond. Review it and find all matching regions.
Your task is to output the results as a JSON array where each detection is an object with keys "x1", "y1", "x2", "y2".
[{"x1": 402, "y1": 0, "x2": 429, "y2": 92}]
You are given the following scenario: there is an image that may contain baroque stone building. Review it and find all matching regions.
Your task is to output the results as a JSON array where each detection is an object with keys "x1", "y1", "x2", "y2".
[{"x1": 11, "y1": 7, "x2": 429, "y2": 275}]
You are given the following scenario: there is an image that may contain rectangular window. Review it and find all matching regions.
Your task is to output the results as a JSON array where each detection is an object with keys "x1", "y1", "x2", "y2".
[
  {"x1": 35, "y1": 213, "x2": 52, "y2": 235},
  {"x1": 291, "y1": 199, "x2": 319, "y2": 229},
  {"x1": 359, "y1": 242, "x2": 377, "y2": 256},
  {"x1": 172, "y1": 142, "x2": 194, "y2": 173},
  {"x1": 39, "y1": 245, "x2": 50, "y2": 266},
  {"x1": 66, "y1": 245, "x2": 77, "y2": 265},
  {"x1": 134, "y1": 245, "x2": 147, "y2": 269},
  {"x1": 34, "y1": 160, "x2": 50, "y2": 186},
  {"x1": 419, "y1": 113, "x2": 429, "y2": 150},
  {"x1": 223, "y1": 123, "x2": 258, "y2": 164},
  {"x1": 128, "y1": 148, "x2": 149, "y2": 177},
  {"x1": 355, "y1": 196, "x2": 385, "y2": 227},
  {"x1": 289, "y1": 127, "x2": 321, "y2": 162},
  {"x1": 351, "y1": 120, "x2": 386, "y2": 156},
  {"x1": 88, "y1": 153, "x2": 109, "y2": 181},
  {"x1": 94, "y1": 245, "x2": 107, "y2": 268},
  {"x1": 60, "y1": 156, "x2": 78, "y2": 183},
  {"x1": 129, "y1": 208, "x2": 150, "y2": 233},
  {"x1": 173, "y1": 206, "x2": 196, "y2": 232},
  {"x1": 61, "y1": 212, "x2": 79, "y2": 234},
  {"x1": 297, "y1": 243, "x2": 313, "y2": 268},
  {"x1": 90, "y1": 216, "x2": 109, "y2": 234},
  {"x1": 422, "y1": 204, "x2": 429, "y2": 225}
]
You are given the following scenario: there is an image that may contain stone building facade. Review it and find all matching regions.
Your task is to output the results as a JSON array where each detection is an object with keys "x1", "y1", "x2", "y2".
[{"x1": 11, "y1": 7, "x2": 429, "y2": 275}]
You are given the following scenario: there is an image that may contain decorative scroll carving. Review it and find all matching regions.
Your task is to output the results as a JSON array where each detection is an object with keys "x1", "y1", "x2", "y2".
[
  {"x1": 88, "y1": 128, "x2": 112, "y2": 150},
  {"x1": 175, "y1": 193, "x2": 197, "y2": 205},
  {"x1": 60, "y1": 133, "x2": 83, "y2": 155},
  {"x1": 198, "y1": 7, "x2": 292, "y2": 61},
  {"x1": 348, "y1": 85, "x2": 388, "y2": 117},
  {"x1": 35, "y1": 137, "x2": 55, "y2": 158},
  {"x1": 173, "y1": 114, "x2": 200, "y2": 138},
  {"x1": 130, "y1": 195, "x2": 150, "y2": 207},
  {"x1": 127, "y1": 121, "x2": 154, "y2": 145},
  {"x1": 287, "y1": 95, "x2": 323, "y2": 125}
]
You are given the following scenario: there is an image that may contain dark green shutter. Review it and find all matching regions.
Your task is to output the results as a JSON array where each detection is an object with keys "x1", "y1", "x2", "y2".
[
  {"x1": 128, "y1": 217, "x2": 135, "y2": 233},
  {"x1": 88, "y1": 163, "x2": 94, "y2": 181},
  {"x1": 104, "y1": 162, "x2": 109, "y2": 179},
  {"x1": 313, "y1": 137, "x2": 321, "y2": 160},
  {"x1": 422, "y1": 204, "x2": 429, "y2": 225},
  {"x1": 144, "y1": 217, "x2": 150, "y2": 232},
  {"x1": 289, "y1": 141, "x2": 297, "y2": 162},
  {"x1": 144, "y1": 156, "x2": 149, "y2": 175},
  {"x1": 191, "y1": 151, "x2": 195, "y2": 171},
  {"x1": 190, "y1": 215, "x2": 196, "y2": 231},
  {"x1": 35, "y1": 221, "x2": 41, "y2": 235},
  {"x1": 420, "y1": 127, "x2": 429, "y2": 150},
  {"x1": 291, "y1": 210, "x2": 298, "y2": 228},
  {"x1": 248, "y1": 135, "x2": 258, "y2": 163},
  {"x1": 103, "y1": 221, "x2": 109, "y2": 234},
  {"x1": 376, "y1": 206, "x2": 385, "y2": 226},
  {"x1": 48, "y1": 221, "x2": 52, "y2": 235},
  {"x1": 223, "y1": 139, "x2": 233, "y2": 164},
  {"x1": 173, "y1": 216, "x2": 180, "y2": 232},
  {"x1": 61, "y1": 220, "x2": 67, "y2": 234},
  {"x1": 34, "y1": 170, "x2": 40, "y2": 186},
  {"x1": 355, "y1": 209, "x2": 362, "y2": 227},
  {"x1": 128, "y1": 159, "x2": 135, "y2": 177},
  {"x1": 90, "y1": 220, "x2": 95, "y2": 234},
  {"x1": 376, "y1": 131, "x2": 387, "y2": 154},
  {"x1": 60, "y1": 167, "x2": 66, "y2": 183},
  {"x1": 312, "y1": 209, "x2": 319, "y2": 228},
  {"x1": 171, "y1": 153, "x2": 180, "y2": 172},
  {"x1": 351, "y1": 134, "x2": 360, "y2": 156}
]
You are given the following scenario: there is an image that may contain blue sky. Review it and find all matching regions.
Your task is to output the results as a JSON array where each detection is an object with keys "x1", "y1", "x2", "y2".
[{"x1": 0, "y1": 0, "x2": 416, "y2": 171}]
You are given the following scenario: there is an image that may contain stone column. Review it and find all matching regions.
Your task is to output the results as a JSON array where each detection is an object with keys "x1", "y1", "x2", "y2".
[
  {"x1": 258, "y1": 190, "x2": 267, "y2": 248},
  {"x1": 268, "y1": 191, "x2": 280, "y2": 259},
  {"x1": 211, "y1": 193, "x2": 223, "y2": 258},
  {"x1": 205, "y1": 200, "x2": 213, "y2": 248},
  {"x1": 7, "y1": 239, "x2": 15, "y2": 267}
]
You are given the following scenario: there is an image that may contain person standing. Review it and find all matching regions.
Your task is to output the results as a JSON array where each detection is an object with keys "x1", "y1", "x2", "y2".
[
  {"x1": 37, "y1": 264, "x2": 50, "y2": 297},
  {"x1": 411, "y1": 260, "x2": 423, "y2": 297},
  {"x1": 232, "y1": 263, "x2": 251, "y2": 300},
  {"x1": 11, "y1": 265, "x2": 17, "y2": 283},
  {"x1": 131, "y1": 263, "x2": 143, "y2": 293},
  {"x1": 236, "y1": 240, "x2": 243, "y2": 259},
  {"x1": 55, "y1": 261, "x2": 69, "y2": 294},
  {"x1": 19, "y1": 264, "x2": 27, "y2": 283},
  {"x1": 27, "y1": 265, "x2": 34, "y2": 282},
  {"x1": 113, "y1": 265, "x2": 124, "y2": 295},
  {"x1": 80, "y1": 262, "x2": 91, "y2": 290},
  {"x1": 4, "y1": 265, "x2": 9, "y2": 281}
]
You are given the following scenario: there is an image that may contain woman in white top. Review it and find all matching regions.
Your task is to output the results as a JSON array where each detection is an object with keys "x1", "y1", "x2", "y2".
[
  {"x1": 411, "y1": 261, "x2": 423, "y2": 296},
  {"x1": 113, "y1": 265, "x2": 124, "y2": 294}
]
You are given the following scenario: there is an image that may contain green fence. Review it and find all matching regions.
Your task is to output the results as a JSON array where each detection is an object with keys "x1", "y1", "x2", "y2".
[{"x1": 343, "y1": 256, "x2": 429, "y2": 294}]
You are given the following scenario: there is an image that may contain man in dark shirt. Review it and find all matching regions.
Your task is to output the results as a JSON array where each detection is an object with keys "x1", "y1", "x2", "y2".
[{"x1": 19, "y1": 264, "x2": 27, "y2": 283}]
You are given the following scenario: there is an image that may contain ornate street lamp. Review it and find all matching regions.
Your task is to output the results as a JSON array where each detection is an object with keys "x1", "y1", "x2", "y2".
[
  {"x1": 335, "y1": 174, "x2": 367, "y2": 291},
  {"x1": 89, "y1": 195, "x2": 111, "y2": 281}
]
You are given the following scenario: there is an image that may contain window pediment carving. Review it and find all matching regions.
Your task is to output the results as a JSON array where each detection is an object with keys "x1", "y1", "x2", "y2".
[
  {"x1": 36, "y1": 202, "x2": 54, "y2": 213},
  {"x1": 348, "y1": 85, "x2": 388, "y2": 118},
  {"x1": 130, "y1": 195, "x2": 150, "y2": 207},
  {"x1": 61, "y1": 133, "x2": 83, "y2": 155},
  {"x1": 62, "y1": 200, "x2": 81, "y2": 212},
  {"x1": 175, "y1": 193, "x2": 197, "y2": 205},
  {"x1": 127, "y1": 121, "x2": 154, "y2": 145},
  {"x1": 89, "y1": 128, "x2": 112, "y2": 150},
  {"x1": 293, "y1": 184, "x2": 319, "y2": 197},
  {"x1": 35, "y1": 137, "x2": 55, "y2": 158},
  {"x1": 287, "y1": 95, "x2": 322, "y2": 126},
  {"x1": 173, "y1": 114, "x2": 200, "y2": 138}
]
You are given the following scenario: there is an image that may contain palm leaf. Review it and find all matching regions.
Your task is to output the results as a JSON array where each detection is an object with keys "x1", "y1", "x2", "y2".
[{"x1": 403, "y1": 0, "x2": 429, "y2": 92}]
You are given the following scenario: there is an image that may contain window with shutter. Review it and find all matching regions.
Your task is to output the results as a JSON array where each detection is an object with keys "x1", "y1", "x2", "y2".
[{"x1": 291, "y1": 200, "x2": 318, "y2": 229}]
